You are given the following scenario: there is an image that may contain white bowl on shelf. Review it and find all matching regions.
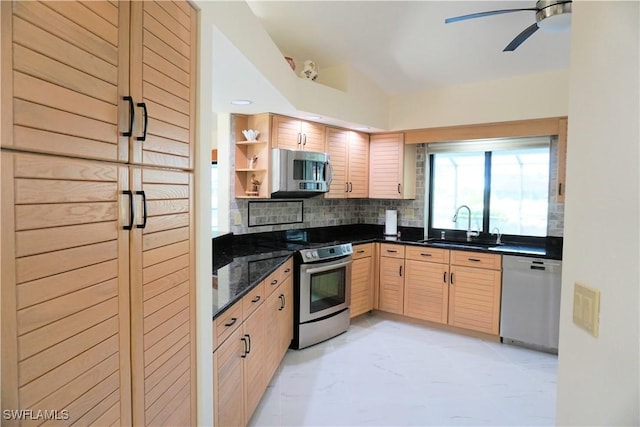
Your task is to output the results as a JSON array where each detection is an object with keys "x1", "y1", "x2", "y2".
[{"x1": 242, "y1": 129, "x2": 260, "y2": 141}]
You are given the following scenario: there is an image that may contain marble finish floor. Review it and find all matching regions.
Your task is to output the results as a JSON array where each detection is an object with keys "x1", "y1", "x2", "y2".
[{"x1": 249, "y1": 313, "x2": 557, "y2": 426}]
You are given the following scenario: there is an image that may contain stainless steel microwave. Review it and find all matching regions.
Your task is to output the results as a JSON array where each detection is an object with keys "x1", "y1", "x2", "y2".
[{"x1": 271, "y1": 148, "x2": 332, "y2": 198}]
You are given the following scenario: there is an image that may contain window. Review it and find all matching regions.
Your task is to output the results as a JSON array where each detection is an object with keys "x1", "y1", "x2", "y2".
[{"x1": 428, "y1": 138, "x2": 550, "y2": 237}]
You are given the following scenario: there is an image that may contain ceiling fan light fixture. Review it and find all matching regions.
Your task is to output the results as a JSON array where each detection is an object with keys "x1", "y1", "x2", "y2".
[{"x1": 535, "y1": 0, "x2": 572, "y2": 31}]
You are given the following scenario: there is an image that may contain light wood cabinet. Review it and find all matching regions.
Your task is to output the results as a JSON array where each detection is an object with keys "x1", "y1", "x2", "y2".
[
  {"x1": 325, "y1": 127, "x2": 370, "y2": 198},
  {"x1": 1, "y1": 1, "x2": 197, "y2": 425},
  {"x1": 377, "y1": 244, "x2": 502, "y2": 336},
  {"x1": 271, "y1": 115, "x2": 326, "y2": 152},
  {"x1": 234, "y1": 114, "x2": 271, "y2": 199},
  {"x1": 350, "y1": 243, "x2": 374, "y2": 317},
  {"x1": 378, "y1": 244, "x2": 405, "y2": 314},
  {"x1": 556, "y1": 117, "x2": 568, "y2": 202},
  {"x1": 213, "y1": 260, "x2": 293, "y2": 427},
  {"x1": 369, "y1": 133, "x2": 417, "y2": 199},
  {"x1": 404, "y1": 247, "x2": 450, "y2": 323},
  {"x1": 448, "y1": 251, "x2": 502, "y2": 335}
]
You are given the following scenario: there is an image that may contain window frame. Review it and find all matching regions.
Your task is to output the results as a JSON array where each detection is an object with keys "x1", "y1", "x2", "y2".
[{"x1": 427, "y1": 139, "x2": 551, "y2": 240}]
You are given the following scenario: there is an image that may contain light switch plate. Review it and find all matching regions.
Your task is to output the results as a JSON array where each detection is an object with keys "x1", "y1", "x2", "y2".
[{"x1": 573, "y1": 282, "x2": 600, "y2": 337}]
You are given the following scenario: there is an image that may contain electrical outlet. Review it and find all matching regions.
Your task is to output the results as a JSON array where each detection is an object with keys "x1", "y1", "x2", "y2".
[
  {"x1": 573, "y1": 282, "x2": 600, "y2": 337},
  {"x1": 233, "y1": 211, "x2": 242, "y2": 226}
]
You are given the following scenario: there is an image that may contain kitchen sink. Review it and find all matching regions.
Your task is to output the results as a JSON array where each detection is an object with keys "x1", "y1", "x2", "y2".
[{"x1": 418, "y1": 240, "x2": 497, "y2": 250}]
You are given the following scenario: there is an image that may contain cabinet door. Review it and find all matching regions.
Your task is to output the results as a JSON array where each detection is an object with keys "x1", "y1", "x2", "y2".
[
  {"x1": 271, "y1": 116, "x2": 302, "y2": 150},
  {"x1": 448, "y1": 265, "x2": 502, "y2": 334},
  {"x1": 378, "y1": 256, "x2": 405, "y2": 314},
  {"x1": 325, "y1": 127, "x2": 348, "y2": 198},
  {"x1": 348, "y1": 131, "x2": 370, "y2": 198},
  {"x1": 213, "y1": 327, "x2": 244, "y2": 427},
  {"x1": 1, "y1": 152, "x2": 132, "y2": 425},
  {"x1": 300, "y1": 120, "x2": 326, "y2": 152},
  {"x1": 264, "y1": 284, "x2": 282, "y2": 384},
  {"x1": 369, "y1": 133, "x2": 404, "y2": 199},
  {"x1": 279, "y1": 276, "x2": 294, "y2": 358},
  {"x1": 404, "y1": 260, "x2": 449, "y2": 324},
  {"x1": 129, "y1": 167, "x2": 195, "y2": 426},
  {"x1": 351, "y1": 255, "x2": 373, "y2": 318},
  {"x1": 129, "y1": 0, "x2": 197, "y2": 169},
  {"x1": 244, "y1": 305, "x2": 266, "y2": 423},
  {"x1": 2, "y1": 1, "x2": 129, "y2": 162}
]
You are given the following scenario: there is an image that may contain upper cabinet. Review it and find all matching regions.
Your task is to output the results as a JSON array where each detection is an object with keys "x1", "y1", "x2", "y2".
[
  {"x1": 271, "y1": 115, "x2": 326, "y2": 152},
  {"x1": 2, "y1": 0, "x2": 196, "y2": 170},
  {"x1": 556, "y1": 118, "x2": 568, "y2": 202},
  {"x1": 234, "y1": 114, "x2": 271, "y2": 198},
  {"x1": 325, "y1": 127, "x2": 369, "y2": 198},
  {"x1": 369, "y1": 133, "x2": 417, "y2": 199}
]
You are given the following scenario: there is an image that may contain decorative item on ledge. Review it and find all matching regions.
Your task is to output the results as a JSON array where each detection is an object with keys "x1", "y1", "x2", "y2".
[
  {"x1": 284, "y1": 56, "x2": 296, "y2": 71},
  {"x1": 242, "y1": 129, "x2": 260, "y2": 141},
  {"x1": 299, "y1": 60, "x2": 318, "y2": 81},
  {"x1": 245, "y1": 174, "x2": 261, "y2": 197}
]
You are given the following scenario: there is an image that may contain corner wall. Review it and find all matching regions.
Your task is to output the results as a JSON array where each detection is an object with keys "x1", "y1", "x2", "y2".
[{"x1": 556, "y1": 2, "x2": 639, "y2": 425}]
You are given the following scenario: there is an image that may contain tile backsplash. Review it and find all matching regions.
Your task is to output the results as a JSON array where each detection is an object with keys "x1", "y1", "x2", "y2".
[{"x1": 228, "y1": 137, "x2": 564, "y2": 236}]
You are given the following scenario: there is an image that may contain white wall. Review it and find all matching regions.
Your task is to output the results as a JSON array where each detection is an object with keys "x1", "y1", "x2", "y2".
[
  {"x1": 556, "y1": 2, "x2": 639, "y2": 425},
  {"x1": 389, "y1": 69, "x2": 570, "y2": 130}
]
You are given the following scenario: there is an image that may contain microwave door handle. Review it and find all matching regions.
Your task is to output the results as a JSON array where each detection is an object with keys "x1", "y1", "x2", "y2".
[{"x1": 325, "y1": 160, "x2": 333, "y2": 185}]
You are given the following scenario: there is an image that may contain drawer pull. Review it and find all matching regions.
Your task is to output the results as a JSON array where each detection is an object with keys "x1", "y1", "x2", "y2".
[
  {"x1": 420, "y1": 253, "x2": 432, "y2": 257},
  {"x1": 278, "y1": 294, "x2": 285, "y2": 311},
  {"x1": 271, "y1": 279, "x2": 279, "y2": 286},
  {"x1": 241, "y1": 335, "x2": 249, "y2": 358},
  {"x1": 251, "y1": 295, "x2": 261, "y2": 303},
  {"x1": 386, "y1": 249, "x2": 398, "y2": 254},
  {"x1": 451, "y1": 273, "x2": 455, "y2": 284},
  {"x1": 284, "y1": 268, "x2": 291, "y2": 273},
  {"x1": 468, "y1": 258, "x2": 482, "y2": 262},
  {"x1": 357, "y1": 250, "x2": 366, "y2": 254},
  {"x1": 399, "y1": 266, "x2": 403, "y2": 277},
  {"x1": 443, "y1": 271, "x2": 447, "y2": 283},
  {"x1": 224, "y1": 317, "x2": 237, "y2": 327}
]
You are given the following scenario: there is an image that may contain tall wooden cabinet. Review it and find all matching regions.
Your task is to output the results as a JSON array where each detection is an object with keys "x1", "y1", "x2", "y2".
[
  {"x1": 1, "y1": 1, "x2": 197, "y2": 425},
  {"x1": 369, "y1": 133, "x2": 417, "y2": 199},
  {"x1": 325, "y1": 127, "x2": 370, "y2": 199}
]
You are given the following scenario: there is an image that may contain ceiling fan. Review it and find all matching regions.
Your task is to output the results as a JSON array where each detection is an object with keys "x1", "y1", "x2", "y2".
[{"x1": 445, "y1": 0, "x2": 572, "y2": 52}]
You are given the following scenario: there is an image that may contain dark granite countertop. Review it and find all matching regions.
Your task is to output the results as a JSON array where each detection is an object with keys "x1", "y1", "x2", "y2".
[{"x1": 212, "y1": 224, "x2": 562, "y2": 319}]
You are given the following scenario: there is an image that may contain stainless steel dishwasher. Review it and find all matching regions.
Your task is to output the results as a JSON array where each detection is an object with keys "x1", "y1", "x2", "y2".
[{"x1": 500, "y1": 255, "x2": 562, "y2": 353}]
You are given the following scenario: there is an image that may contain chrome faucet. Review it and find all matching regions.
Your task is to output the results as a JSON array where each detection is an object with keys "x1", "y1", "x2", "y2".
[
  {"x1": 492, "y1": 227, "x2": 502, "y2": 245},
  {"x1": 452, "y1": 205, "x2": 479, "y2": 242}
]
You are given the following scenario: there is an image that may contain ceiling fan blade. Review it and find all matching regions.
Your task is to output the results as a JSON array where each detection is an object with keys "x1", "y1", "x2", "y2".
[
  {"x1": 445, "y1": 8, "x2": 537, "y2": 24},
  {"x1": 503, "y1": 22, "x2": 540, "y2": 51}
]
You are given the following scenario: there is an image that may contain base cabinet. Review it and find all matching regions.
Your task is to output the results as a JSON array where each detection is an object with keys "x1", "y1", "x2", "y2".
[
  {"x1": 213, "y1": 260, "x2": 293, "y2": 427},
  {"x1": 377, "y1": 244, "x2": 502, "y2": 335},
  {"x1": 350, "y1": 243, "x2": 374, "y2": 317},
  {"x1": 378, "y1": 244, "x2": 405, "y2": 315}
]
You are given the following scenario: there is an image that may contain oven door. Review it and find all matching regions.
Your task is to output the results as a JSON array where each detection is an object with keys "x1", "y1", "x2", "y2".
[{"x1": 299, "y1": 256, "x2": 351, "y2": 323}]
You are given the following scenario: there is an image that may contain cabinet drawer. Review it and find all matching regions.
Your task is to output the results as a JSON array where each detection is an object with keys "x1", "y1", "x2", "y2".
[
  {"x1": 352, "y1": 243, "x2": 373, "y2": 260},
  {"x1": 265, "y1": 258, "x2": 293, "y2": 297},
  {"x1": 450, "y1": 250, "x2": 502, "y2": 270},
  {"x1": 380, "y1": 243, "x2": 405, "y2": 259},
  {"x1": 405, "y1": 246, "x2": 449, "y2": 264},
  {"x1": 242, "y1": 281, "x2": 266, "y2": 319},
  {"x1": 213, "y1": 302, "x2": 243, "y2": 351}
]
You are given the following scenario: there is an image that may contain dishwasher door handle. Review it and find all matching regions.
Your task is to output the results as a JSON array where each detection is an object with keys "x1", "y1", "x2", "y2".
[{"x1": 530, "y1": 265, "x2": 546, "y2": 271}]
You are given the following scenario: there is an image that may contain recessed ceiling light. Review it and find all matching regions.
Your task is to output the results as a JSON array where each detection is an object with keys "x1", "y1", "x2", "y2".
[
  {"x1": 231, "y1": 99, "x2": 252, "y2": 105},
  {"x1": 306, "y1": 115, "x2": 321, "y2": 120}
]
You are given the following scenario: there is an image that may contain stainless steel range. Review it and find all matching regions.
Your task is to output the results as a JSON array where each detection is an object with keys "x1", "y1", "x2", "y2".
[{"x1": 292, "y1": 243, "x2": 353, "y2": 349}]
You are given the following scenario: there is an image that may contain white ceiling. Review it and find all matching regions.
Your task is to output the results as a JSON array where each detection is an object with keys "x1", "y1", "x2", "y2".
[{"x1": 245, "y1": 0, "x2": 571, "y2": 95}]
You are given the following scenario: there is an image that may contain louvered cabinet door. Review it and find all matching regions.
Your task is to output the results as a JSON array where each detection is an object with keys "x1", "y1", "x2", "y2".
[
  {"x1": 0, "y1": 152, "x2": 132, "y2": 426},
  {"x1": 129, "y1": 167, "x2": 195, "y2": 426},
  {"x1": 369, "y1": 133, "x2": 404, "y2": 199},
  {"x1": 1, "y1": 1, "x2": 129, "y2": 162},
  {"x1": 324, "y1": 127, "x2": 348, "y2": 198},
  {"x1": 347, "y1": 131, "x2": 370, "y2": 198},
  {"x1": 130, "y1": 0, "x2": 197, "y2": 169}
]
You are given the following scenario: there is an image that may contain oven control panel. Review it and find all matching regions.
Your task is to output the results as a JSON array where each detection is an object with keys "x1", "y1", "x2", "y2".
[{"x1": 299, "y1": 243, "x2": 353, "y2": 263}]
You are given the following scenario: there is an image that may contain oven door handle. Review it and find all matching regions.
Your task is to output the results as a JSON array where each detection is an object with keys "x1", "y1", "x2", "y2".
[{"x1": 302, "y1": 259, "x2": 352, "y2": 275}]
